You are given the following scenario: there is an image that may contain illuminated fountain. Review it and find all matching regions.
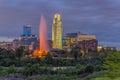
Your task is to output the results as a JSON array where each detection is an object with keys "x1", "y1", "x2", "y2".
[{"x1": 33, "y1": 16, "x2": 49, "y2": 58}]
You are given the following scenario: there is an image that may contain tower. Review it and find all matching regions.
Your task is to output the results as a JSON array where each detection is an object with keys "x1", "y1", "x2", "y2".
[
  {"x1": 23, "y1": 25, "x2": 31, "y2": 36},
  {"x1": 52, "y1": 13, "x2": 62, "y2": 49},
  {"x1": 20, "y1": 25, "x2": 38, "y2": 50}
]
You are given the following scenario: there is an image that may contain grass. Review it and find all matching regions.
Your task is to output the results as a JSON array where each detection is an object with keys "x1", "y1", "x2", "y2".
[
  {"x1": 82, "y1": 71, "x2": 120, "y2": 80},
  {"x1": 26, "y1": 75, "x2": 80, "y2": 80}
]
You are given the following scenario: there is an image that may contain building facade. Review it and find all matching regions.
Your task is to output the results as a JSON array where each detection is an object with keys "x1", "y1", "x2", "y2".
[
  {"x1": 77, "y1": 34, "x2": 97, "y2": 51},
  {"x1": 64, "y1": 33, "x2": 78, "y2": 45},
  {"x1": 20, "y1": 25, "x2": 38, "y2": 51},
  {"x1": 52, "y1": 13, "x2": 62, "y2": 49},
  {"x1": 23, "y1": 25, "x2": 32, "y2": 36},
  {"x1": 0, "y1": 42, "x2": 13, "y2": 50},
  {"x1": 97, "y1": 46, "x2": 116, "y2": 51},
  {"x1": 78, "y1": 39, "x2": 98, "y2": 51},
  {"x1": 12, "y1": 39, "x2": 21, "y2": 49},
  {"x1": 63, "y1": 32, "x2": 98, "y2": 51}
]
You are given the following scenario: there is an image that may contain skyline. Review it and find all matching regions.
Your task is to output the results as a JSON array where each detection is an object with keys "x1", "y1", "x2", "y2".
[{"x1": 0, "y1": 0, "x2": 120, "y2": 47}]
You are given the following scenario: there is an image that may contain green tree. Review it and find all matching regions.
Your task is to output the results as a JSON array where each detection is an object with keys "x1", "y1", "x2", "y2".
[
  {"x1": 45, "y1": 53, "x2": 53, "y2": 64},
  {"x1": 0, "y1": 48, "x2": 7, "y2": 58},
  {"x1": 85, "y1": 64, "x2": 94, "y2": 73},
  {"x1": 15, "y1": 46, "x2": 24, "y2": 60},
  {"x1": 7, "y1": 50, "x2": 16, "y2": 59},
  {"x1": 0, "y1": 48, "x2": 15, "y2": 59},
  {"x1": 99, "y1": 48, "x2": 107, "y2": 58},
  {"x1": 104, "y1": 51, "x2": 120, "y2": 77},
  {"x1": 71, "y1": 45, "x2": 80, "y2": 60}
]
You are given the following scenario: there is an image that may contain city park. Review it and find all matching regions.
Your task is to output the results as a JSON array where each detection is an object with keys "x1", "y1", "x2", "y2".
[{"x1": 0, "y1": 15, "x2": 120, "y2": 80}]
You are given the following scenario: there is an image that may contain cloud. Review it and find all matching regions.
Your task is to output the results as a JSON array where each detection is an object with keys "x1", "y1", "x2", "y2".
[
  {"x1": 99, "y1": 42, "x2": 120, "y2": 48},
  {"x1": 0, "y1": 0, "x2": 120, "y2": 47}
]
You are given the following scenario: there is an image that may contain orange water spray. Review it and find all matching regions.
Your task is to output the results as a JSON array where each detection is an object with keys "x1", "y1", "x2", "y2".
[{"x1": 33, "y1": 15, "x2": 49, "y2": 58}]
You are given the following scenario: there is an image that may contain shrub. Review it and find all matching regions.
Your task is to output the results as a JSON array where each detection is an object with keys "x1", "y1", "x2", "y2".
[
  {"x1": 0, "y1": 58, "x2": 15, "y2": 66},
  {"x1": 76, "y1": 64, "x2": 85, "y2": 74},
  {"x1": 7, "y1": 65, "x2": 16, "y2": 74},
  {"x1": 85, "y1": 64, "x2": 94, "y2": 73},
  {"x1": 0, "y1": 67, "x2": 9, "y2": 76},
  {"x1": 95, "y1": 65, "x2": 103, "y2": 71}
]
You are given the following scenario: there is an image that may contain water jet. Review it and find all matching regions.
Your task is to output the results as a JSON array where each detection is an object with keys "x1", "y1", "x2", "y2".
[{"x1": 33, "y1": 15, "x2": 49, "y2": 58}]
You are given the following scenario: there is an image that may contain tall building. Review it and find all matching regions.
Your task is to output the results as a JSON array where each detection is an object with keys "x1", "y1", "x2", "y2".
[
  {"x1": 20, "y1": 25, "x2": 38, "y2": 50},
  {"x1": 23, "y1": 25, "x2": 31, "y2": 36},
  {"x1": 52, "y1": 13, "x2": 62, "y2": 49}
]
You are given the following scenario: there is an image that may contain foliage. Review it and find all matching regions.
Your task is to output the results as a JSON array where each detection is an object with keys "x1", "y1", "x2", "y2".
[
  {"x1": 70, "y1": 45, "x2": 80, "y2": 60},
  {"x1": 0, "y1": 48, "x2": 15, "y2": 59},
  {"x1": 0, "y1": 66, "x2": 9, "y2": 76},
  {"x1": 27, "y1": 75, "x2": 79, "y2": 80},
  {"x1": 104, "y1": 51, "x2": 120, "y2": 77},
  {"x1": 0, "y1": 66, "x2": 15, "y2": 76},
  {"x1": 0, "y1": 58, "x2": 15, "y2": 66},
  {"x1": 7, "y1": 65, "x2": 16, "y2": 74},
  {"x1": 15, "y1": 46, "x2": 24, "y2": 59},
  {"x1": 45, "y1": 53, "x2": 53, "y2": 64},
  {"x1": 95, "y1": 65, "x2": 103, "y2": 71},
  {"x1": 22, "y1": 63, "x2": 57, "y2": 76},
  {"x1": 84, "y1": 64, "x2": 94, "y2": 73}
]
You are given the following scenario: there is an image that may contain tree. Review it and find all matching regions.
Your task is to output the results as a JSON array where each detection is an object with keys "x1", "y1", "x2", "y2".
[
  {"x1": 71, "y1": 45, "x2": 80, "y2": 60},
  {"x1": 85, "y1": 64, "x2": 94, "y2": 73},
  {"x1": 45, "y1": 53, "x2": 53, "y2": 64},
  {"x1": 7, "y1": 50, "x2": 16, "y2": 59},
  {"x1": 99, "y1": 48, "x2": 107, "y2": 58},
  {"x1": 104, "y1": 51, "x2": 120, "y2": 77},
  {"x1": 0, "y1": 48, "x2": 15, "y2": 59},
  {"x1": 0, "y1": 48, "x2": 7, "y2": 59},
  {"x1": 15, "y1": 46, "x2": 24, "y2": 59}
]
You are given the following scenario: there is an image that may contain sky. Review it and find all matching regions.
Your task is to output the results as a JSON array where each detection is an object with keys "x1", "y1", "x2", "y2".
[{"x1": 0, "y1": 0, "x2": 120, "y2": 47}]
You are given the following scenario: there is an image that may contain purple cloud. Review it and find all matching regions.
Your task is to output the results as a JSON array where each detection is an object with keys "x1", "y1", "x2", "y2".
[{"x1": 0, "y1": 0, "x2": 120, "y2": 47}]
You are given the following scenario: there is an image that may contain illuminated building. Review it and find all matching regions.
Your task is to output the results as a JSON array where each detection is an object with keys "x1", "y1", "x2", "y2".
[
  {"x1": 52, "y1": 13, "x2": 62, "y2": 49},
  {"x1": 20, "y1": 35, "x2": 38, "y2": 50},
  {"x1": 0, "y1": 42, "x2": 13, "y2": 50},
  {"x1": 77, "y1": 33, "x2": 97, "y2": 51},
  {"x1": 23, "y1": 25, "x2": 31, "y2": 36},
  {"x1": 20, "y1": 25, "x2": 38, "y2": 51},
  {"x1": 64, "y1": 32, "x2": 98, "y2": 51},
  {"x1": 12, "y1": 39, "x2": 21, "y2": 49},
  {"x1": 97, "y1": 46, "x2": 116, "y2": 51},
  {"x1": 20, "y1": 35, "x2": 37, "y2": 45},
  {"x1": 77, "y1": 34, "x2": 96, "y2": 41},
  {"x1": 64, "y1": 33, "x2": 78, "y2": 45},
  {"x1": 78, "y1": 39, "x2": 98, "y2": 51}
]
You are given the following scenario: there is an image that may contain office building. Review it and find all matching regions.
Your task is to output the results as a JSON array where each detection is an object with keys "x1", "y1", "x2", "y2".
[
  {"x1": 64, "y1": 33, "x2": 78, "y2": 45},
  {"x1": 64, "y1": 32, "x2": 98, "y2": 51},
  {"x1": 20, "y1": 25, "x2": 38, "y2": 51},
  {"x1": 52, "y1": 13, "x2": 62, "y2": 49},
  {"x1": 12, "y1": 39, "x2": 21, "y2": 49},
  {"x1": 0, "y1": 42, "x2": 13, "y2": 50},
  {"x1": 23, "y1": 25, "x2": 32, "y2": 36}
]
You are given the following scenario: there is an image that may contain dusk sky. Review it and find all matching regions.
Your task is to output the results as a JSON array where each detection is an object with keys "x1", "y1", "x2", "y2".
[{"x1": 0, "y1": 0, "x2": 120, "y2": 47}]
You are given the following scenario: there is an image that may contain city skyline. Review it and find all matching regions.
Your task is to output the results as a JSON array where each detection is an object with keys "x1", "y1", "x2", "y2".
[{"x1": 0, "y1": 0, "x2": 120, "y2": 47}]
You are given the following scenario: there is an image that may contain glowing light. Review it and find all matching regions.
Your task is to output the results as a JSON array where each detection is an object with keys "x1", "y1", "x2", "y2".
[
  {"x1": 52, "y1": 13, "x2": 62, "y2": 49},
  {"x1": 33, "y1": 15, "x2": 49, "y2": 58}
]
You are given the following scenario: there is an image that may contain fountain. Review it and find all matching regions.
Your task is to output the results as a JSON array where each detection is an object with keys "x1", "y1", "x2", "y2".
[{"x1": 33, "y1": 16, "x2": 49, "y2": 58}]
